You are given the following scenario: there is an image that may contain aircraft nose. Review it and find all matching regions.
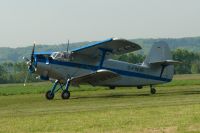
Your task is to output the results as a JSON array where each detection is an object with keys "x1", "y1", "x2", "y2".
[{"x1": 28, "y1": 57, "x2": 37, "y2": 73}]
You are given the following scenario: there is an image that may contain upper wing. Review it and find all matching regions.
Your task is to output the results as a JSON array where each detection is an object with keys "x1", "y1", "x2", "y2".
[
  {"x1": 71, "y1": 38, "x2": 141, "y2": 59},
  {"x1": 34, "y1": 51, "x2": 53, "y2": 55},
  {"x1": 34, "y1": 51, "x2": 53, "y2": 58},
  {"x1": 71, "y1": 69, "x2": 120, "y2": 86}
]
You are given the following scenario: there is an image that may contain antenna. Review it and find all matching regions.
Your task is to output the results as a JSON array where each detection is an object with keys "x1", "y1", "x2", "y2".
[{"x1": 67, "y1": 40, "x2": 69, "y2": 53}]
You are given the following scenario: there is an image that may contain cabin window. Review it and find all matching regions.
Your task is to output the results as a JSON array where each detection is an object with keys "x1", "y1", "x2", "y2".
[{"x1": 51, "y1": 52, "x2": 73, "y2": 61}]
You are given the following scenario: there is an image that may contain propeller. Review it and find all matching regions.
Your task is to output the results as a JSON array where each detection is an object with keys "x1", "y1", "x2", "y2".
[
  {"x1": 28, "y1": 42, "x2": 37, "y2": 73},
  {"x1": 23, "y1": 42, "x2": 37, "y2": 86},
  {"x1": 30, "y1": 42, "x2": 35, "y2": 65}
]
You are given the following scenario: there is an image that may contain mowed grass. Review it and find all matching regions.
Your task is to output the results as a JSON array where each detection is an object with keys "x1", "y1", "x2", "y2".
[{"x1": 0, "y1": 74, "x2": 200, "y2": 133}]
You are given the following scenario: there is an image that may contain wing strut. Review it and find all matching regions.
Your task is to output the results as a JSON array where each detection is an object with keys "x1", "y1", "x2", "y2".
[
  {"x1": 98, "y1": 48, "x2": 112, "y2": 69},
  {"x1": 160, "y1": 64, "x2": 167, "y2": 78}
]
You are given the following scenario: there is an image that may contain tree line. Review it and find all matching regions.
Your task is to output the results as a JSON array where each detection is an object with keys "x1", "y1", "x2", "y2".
[
  {"x1": 0, "y1": 49, "x2": 200, "y2": 84},
  {"x1": 116, "y1": 49, "x2": 200, "y2": 74},
  {"x1": 0, "y1": 62, "x2": 38, "y2": 84}
]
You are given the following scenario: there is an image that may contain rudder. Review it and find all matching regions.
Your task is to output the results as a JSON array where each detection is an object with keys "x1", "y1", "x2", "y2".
[
  {"x1": 143, "y1": 41, "x2": 172, "y2": 65},
  {"x1": 143, "y1": 41, "x2": 178, "y2": 80}
]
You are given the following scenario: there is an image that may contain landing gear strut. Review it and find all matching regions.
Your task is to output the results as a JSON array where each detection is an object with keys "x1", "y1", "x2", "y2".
[
  {"x1": 150, "y1": 85, "x2": 156, "y2": 94},
  {"x1": 61, "y1": 79, "x2": 71, "y2": 99},
  {"x1": 45, "y1": 79, "x2": 71, "y2": 100}
]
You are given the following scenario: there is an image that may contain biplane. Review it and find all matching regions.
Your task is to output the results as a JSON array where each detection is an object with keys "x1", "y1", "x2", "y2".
[{"x1": 24, "y1": 38, "x2": 180, "y2": 100}]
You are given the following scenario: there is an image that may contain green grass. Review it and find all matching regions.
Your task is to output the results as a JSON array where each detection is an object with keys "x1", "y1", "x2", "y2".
[{"x1": 0, "y1": 74, "x2": 200, "y2": 133}]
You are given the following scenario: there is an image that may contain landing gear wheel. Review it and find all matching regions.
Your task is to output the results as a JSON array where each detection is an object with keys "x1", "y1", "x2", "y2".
[
  {"x1": 109, "y1": 86, "x2": 116, "y2": 89},
  {"x1": 45, "y1": 90, "x2": 54, "y2": 100},
  {"x1": 150, "y1": 88, "x2": 156, "y2": 94},
  {"x1": 61, "y1": 90, "x2": 70, "y2": 99}
]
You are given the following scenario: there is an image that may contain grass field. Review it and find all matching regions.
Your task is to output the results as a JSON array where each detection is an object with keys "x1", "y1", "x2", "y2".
[{"x1": 0, "y1": 74, "x2": 200, "y2": 133}]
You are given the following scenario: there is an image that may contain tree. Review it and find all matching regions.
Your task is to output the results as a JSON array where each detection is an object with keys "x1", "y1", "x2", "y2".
[
  {"x1": 191, "y1": 61, "x2": 200, "y2": 74},
  {"x1": 172, "y1": 49, "x2": 199, "y2": 74}
]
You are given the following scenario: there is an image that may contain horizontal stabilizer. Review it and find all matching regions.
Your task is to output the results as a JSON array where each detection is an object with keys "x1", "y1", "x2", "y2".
[
  {"x1": 71, "y1": 69, "x2": 119, "y2": 86},
  {"x1": 149, "y1": 60, "x2": 182, "y2": 66}
]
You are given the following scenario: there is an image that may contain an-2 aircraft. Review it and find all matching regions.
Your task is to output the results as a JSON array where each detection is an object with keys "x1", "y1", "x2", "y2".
[{"x1": 24, "y1": 38, "x2": 180, "y2": 100}]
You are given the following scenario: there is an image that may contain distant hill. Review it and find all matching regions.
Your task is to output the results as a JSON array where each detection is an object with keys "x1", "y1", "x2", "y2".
[
  {"x1": 132, "y1": 37, "x2": 200, "y2": 54},
  {"x1": 0, "y1": 42, "x2": 89, "y2": 63},
  {"x1": 0, "y1": 37, "x2": 200, "y2": 63}
]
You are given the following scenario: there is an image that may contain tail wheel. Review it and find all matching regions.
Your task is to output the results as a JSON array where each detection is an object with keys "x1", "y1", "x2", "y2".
[
  {"x1": 61, "y1": 90, "x2": 70, "y2": 99},
  {"x1": 137, "y1": 86, "x2": 143, "y2": 89},
  {"x1": 150, "y1": 88, "x2": 156, "y2": 94},
  {"x1": 45, "y1": 90, "x2": 54, "y2": 100},
  {"x1": 109, "y1": 86, "x2": 116, "y2": 89}
]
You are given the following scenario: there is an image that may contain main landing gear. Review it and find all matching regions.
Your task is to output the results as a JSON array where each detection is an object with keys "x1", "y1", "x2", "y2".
[
  {"x1": 45, "y1": 79, "x2": 71, "y2": 100},
  {"x1": 150, "y1": 85, "x2": 156, "y2": 94}
]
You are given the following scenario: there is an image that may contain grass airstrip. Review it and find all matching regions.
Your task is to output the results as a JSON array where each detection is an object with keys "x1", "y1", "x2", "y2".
[{"x1": 0, "y1": 74, "x2": 200, "y2": 133}]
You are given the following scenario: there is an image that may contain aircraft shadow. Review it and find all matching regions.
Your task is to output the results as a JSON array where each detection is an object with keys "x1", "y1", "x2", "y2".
[
  {"x1": 71, "y1": 93, "x2": 151, "y2": 99},
  {"x1": 71, "y1": 90, "x2": 200, "y2": 99},
  {"x1": 181, "y1": 90, "x2": 200, "y2": 95}
]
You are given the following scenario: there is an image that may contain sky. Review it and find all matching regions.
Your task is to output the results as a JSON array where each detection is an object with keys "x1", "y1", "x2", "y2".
[{"x1": 0, "y1": 0, "x2": 200, "y2": 47}]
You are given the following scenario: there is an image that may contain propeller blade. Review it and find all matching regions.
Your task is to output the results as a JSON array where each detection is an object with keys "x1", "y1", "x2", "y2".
[
  {"x1": 31, "y1": 42, "x2": 35, "y2": 63},
  {"x1": 23, "y1": 56, "x2": 30, "y2": 62},
  {"x1": 24, "y1": 72, "x2": 29, "y2": 87},
  {"x1": 24, "y1": 42, "x2": 36, "y2": 86}
]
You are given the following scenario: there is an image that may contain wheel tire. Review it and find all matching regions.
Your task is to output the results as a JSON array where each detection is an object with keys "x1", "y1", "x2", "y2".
[
  {"x1": 61, "y1": 90, "x2": 70, "y2": 99},
  {"x1": 150, "y1": 88, "x2": 156, "y2": 94},
  {"x1": 137, "y1": 86, "x2": 143, "y2": 89},
  {"x1": 45, "y1": 90, "x2": 54, "y2": 100},
  {"x1": 109, "y1": 86, "x2": 116, "y2": 89}
]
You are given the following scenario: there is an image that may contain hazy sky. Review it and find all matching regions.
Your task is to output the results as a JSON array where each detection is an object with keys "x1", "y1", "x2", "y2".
[{"x1": 0, "y1": 0, "x2": 200, "y2": 47}]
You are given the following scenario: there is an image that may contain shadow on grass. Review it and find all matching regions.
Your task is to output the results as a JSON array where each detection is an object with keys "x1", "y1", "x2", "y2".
[
  {"x1": 181, "y1": 90, "x2": 200, "y2": 95},
  {"x1": 71, "y1": 93, "x2": 151, "y2": 99},
  {"x1": 70, "y1": 90, "x2": 200, "y2": 100},
  {"x1": 152, "y1": 90, "x2": 200, "y2": 96}
]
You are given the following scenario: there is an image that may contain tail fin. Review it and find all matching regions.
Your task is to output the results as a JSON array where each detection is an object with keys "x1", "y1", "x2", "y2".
[
  {"x1": 143, "y1": 41, "x2": 180, "y2": 80},
  {"x1": 143, "y1": 41, "x2": 172, "y2": 65}
]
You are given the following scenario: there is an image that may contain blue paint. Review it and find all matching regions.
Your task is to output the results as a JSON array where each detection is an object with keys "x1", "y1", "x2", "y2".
[
  {"x1": 71, "y1": 38, "x2": 113, "y2": 52},
  {"x1": 99, "y1": 48, "x2": 112, "y2": 69},
  {"x1": 33, "y1": 55, "x2": 38, "y2": 67},
  {"x1": 37, "y1": 59, "x2": 172, "y2": 82},
  {"x1": 99, "y1": 50, "x2": 106, "y2": 68},
  {"x1": 28, "y1": 65, "x2": 35, "y2": 73},
  {"x1": 34, "y1": 51, "x2": 54, "y2": 55},
  {"x1": 51, "y1": 80, "x2": 59, "y2": 94},
  {"x1": 104, "y1": 67, "x2": 171, "y2": 82}
]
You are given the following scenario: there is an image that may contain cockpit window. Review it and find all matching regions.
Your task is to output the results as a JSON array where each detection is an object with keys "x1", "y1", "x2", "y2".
[
  {"x1": 50, "y1": 52, "x2": 72, "y2": 61},
  {"x1": 51, "y1": 52, "x2": 58, "y2": 58}
]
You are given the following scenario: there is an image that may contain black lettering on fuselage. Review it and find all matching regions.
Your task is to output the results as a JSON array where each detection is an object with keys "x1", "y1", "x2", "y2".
[{"x1": 127, "y1": 65, "x2": 144, "y2": 72}]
